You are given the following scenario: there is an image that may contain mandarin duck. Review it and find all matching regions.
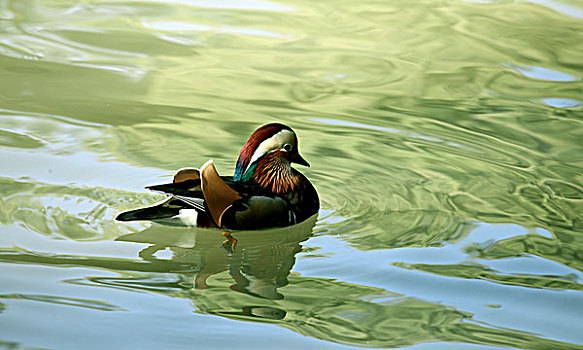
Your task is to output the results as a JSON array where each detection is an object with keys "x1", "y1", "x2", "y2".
[{"x1": 116, "y1": 123, "x2": 319, "y2": 233}]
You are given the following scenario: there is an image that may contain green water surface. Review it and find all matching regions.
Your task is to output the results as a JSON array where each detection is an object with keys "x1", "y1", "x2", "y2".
[{"x1": 1, "y1": 0, "x2": 582, "y2": 349}]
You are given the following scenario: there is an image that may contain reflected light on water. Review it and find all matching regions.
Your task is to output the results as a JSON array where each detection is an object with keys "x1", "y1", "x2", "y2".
[
  {"x1": 508, "y1": 64, "x2": 579, "y2": 82},
  {"x1": 526, "y1": 0, "x2": 583, "y2": 19},
  {"x1": 143, "y1": 21, "x2": 293, "y2": 39},
  {"x1": 143, "y1": 0, "x2": 296, "y2": 12},
  {"x1": 541, "y1": 98, "x2": 583, "y2": 108}
]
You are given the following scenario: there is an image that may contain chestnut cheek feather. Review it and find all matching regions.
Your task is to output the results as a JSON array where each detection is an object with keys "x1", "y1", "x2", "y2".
[{"x1": 254, "y1": 152, "x2": 300, "y2": 193}]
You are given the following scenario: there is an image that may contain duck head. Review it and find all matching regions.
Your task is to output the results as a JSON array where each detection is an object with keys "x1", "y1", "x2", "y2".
[{"x1": 233, "y1": 123, "x2": 309, "y2": 187}]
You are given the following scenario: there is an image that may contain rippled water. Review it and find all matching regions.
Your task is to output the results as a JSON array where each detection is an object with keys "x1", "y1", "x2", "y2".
[{"x1": 1, "y1": 0, "x2": 582, "y2": 349}]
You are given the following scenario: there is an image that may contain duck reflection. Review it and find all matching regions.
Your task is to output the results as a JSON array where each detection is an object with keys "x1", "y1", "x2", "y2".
[
  {"x1": 116, "y1": 215, "x2": 316, "y2": 302},
  {"x1": 219, "y1": 305, "x2": 287, "y2": 320}
]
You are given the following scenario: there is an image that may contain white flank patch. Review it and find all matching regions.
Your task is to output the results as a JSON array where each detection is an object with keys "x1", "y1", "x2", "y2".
[{"x1": 177, "y1": 209, "x2": 198, "y2": 227}]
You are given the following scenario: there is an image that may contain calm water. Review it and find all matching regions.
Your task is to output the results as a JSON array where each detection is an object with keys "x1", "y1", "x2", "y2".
[{"x1": 1, "y1": 0, "x2": 582, "y2": 349}]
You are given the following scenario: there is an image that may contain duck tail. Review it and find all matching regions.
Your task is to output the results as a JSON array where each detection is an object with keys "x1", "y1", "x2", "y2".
[{"x1": 116, "y1": 201, "x2": 178, "y2": 222}]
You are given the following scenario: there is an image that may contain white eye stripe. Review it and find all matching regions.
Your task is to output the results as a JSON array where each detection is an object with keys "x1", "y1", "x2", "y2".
[{"x1": 244, "y1": 129, "x2": 295, "y2": 174}]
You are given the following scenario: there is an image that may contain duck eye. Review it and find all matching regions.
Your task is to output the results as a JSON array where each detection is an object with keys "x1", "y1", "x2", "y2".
[{"x1": 283, "y1": 143, "x2": 293, "y2": 152}]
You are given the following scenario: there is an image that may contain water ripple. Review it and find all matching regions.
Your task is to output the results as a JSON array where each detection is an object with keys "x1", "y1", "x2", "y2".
[
  {"x1": 0, "y1": 293, "x2": 126, "y2": 311},
  {"x1": 508, "y1": 64, "x2": 580, "y2": 82},
  {"x1": 143, "y1": 0, "x2": 296, "y2": 12},
  {"x1": 542, "y1": 98, "x2": 583, "y2": 108},
  {"x1": 527, "y1": 0, "x2": 583, "y2": 19},
  {"x1": 143, "y1": 21, "x2": 293, "y2": 39}
]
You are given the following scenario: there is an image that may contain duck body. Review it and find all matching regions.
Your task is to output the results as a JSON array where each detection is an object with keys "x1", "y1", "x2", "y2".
[{"x1": 116, "y1": 123, "x2": 319, "y2": 230}]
